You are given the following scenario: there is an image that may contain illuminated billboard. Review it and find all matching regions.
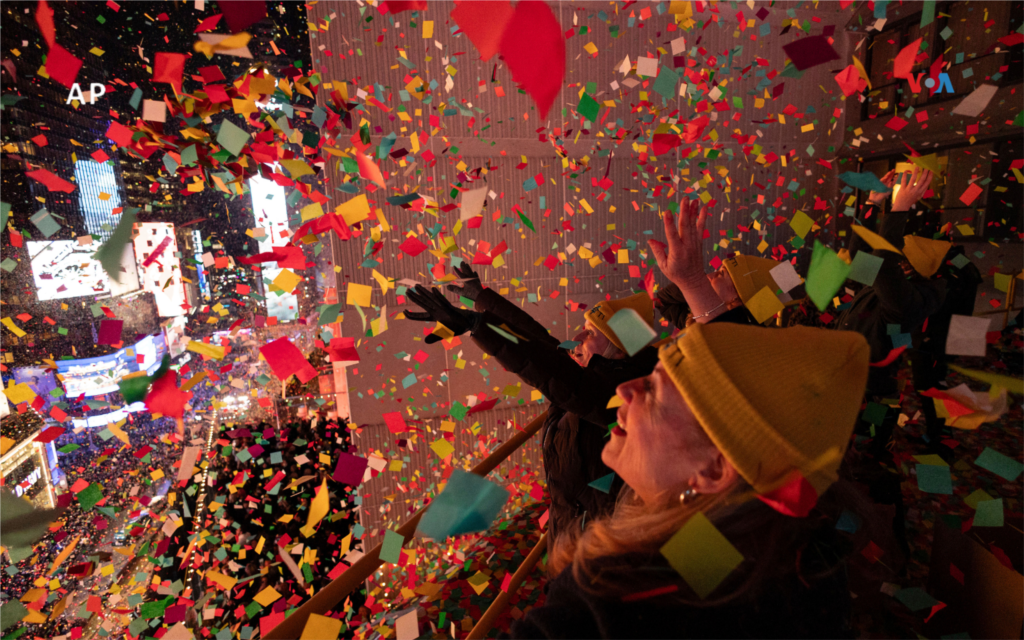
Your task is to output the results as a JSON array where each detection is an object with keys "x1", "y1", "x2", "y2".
[
  {"x1": 164, "y1": 316, "x2": 189, "y2": 358},
  {"x1": 106, "y1": 242, "x2": 141, "y2": 297},
  {"x1": 55, "y1": 331, "x2": 168, "y2": 398},
  {"x1": 70, "y1": 402, "x2": 146, "y2": 429},
  {"x1": 133, "y1": 223, "x2": 186, "y2": 317},
  {"x1": 12, "y1": 367, "x2": 59, "y2": 414},
  {"x1": 249, "y1": 172, "x2": 298, "y2": 322},
  {"x1": 28, "y1": 241, "x2": 110, "y2": 300},
  {"x1": 192, "y1": 229, "x2": 211, "y2": 300},
  {"x1": 74, "y1": 159, "x2": 123, "y2": 242}
]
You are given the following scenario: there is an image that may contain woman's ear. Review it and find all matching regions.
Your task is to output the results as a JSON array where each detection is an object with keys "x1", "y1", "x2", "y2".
[{"x1": 691, "y1": 451, "x2": 739, "y2": 495}]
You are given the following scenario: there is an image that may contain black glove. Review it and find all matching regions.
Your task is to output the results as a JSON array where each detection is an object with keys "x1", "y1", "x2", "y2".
[
  {"x1": 445, "y1": 263, "x2": 484, "y2": 301},
  {"x1": 404, "y1": 285, "x2": 480, "y2": 344}
]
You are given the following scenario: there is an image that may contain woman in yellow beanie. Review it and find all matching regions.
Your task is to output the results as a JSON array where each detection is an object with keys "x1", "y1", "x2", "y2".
[{"x1": 510, "y1": 323, "x2": 873, "y2": 639}]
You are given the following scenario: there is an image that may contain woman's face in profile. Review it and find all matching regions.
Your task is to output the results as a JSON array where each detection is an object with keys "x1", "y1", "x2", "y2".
[
  {"x1": 708, "y1": 265, "x2": 739, "y2": 304},
  {"x1": 602, "y1": 363, "x2": 719, "y2": 504}
]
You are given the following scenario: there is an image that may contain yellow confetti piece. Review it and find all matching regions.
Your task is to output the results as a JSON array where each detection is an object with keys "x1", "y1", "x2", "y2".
[
  {"x1": 254, "y1": 586, "x2": 282, "y2": 607},
  {"x1": 300, "y1": 614, "x2": 343, "y2": 640},
  {"x1": 272, "y1": 269, "x2": 303, "y2": 294},
  {"x1": 429, "y1": 438, "x2": 454, "y2": 460},
  {"x1": 850, "y1": 225, "x2": 902, "y2": 255},
  {"x1": 204, "y1": 570, "x2": 237, "y2": 590},
  {"x1": 3, "y1": 382, "x2": 36, "y2": 406},
  {"x1": 186, "y1": 341, "x2": 226, "y2": 360},
  {"x1": 1, "y1": 317, "x2": 27, "y2": 337}
]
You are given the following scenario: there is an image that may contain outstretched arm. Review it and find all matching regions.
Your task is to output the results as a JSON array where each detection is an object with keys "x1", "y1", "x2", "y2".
[{"x1": 471, "y1": 318, "x2": 619, "y2": 427}]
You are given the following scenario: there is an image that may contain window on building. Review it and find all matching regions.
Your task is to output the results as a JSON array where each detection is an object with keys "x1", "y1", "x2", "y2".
[{"x1": 862, "y1": 1, "x2": 1023, "y2": 121}]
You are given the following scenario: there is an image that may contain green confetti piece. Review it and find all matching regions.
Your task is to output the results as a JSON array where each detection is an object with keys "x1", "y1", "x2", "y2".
[
  {"x1": 517, "y1": 210, "x2": 536, "y2": 232},
  {"x1": 805, "y1": 241, "x2": 851, "y2": 311},
  {"x1": 94, "y1": 208, "x2": 137, "y2": 283}
]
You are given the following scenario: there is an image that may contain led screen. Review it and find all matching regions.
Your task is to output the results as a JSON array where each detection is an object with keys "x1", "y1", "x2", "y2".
[
  {"x1": 74, "y1": 159, "x2": 122, "y2": 242},
  {"x1": 249, "y1": 172, "x2": 298, "y2": 322},
  {"x1": 70, "y1": 402, "x2": 146, "y2": 429},
  {"x1": 133, "y1": 223, "x2": 186, "y2": 317},
  {"x1": 28, "y1": 241, "x2": 110, "y2": 301},
  {"x1": 12, "y1": 367, "x2": 60, "y2": 414},
  {"x1": 55, "y1": 331, "x2": 168, "y2": 398}
]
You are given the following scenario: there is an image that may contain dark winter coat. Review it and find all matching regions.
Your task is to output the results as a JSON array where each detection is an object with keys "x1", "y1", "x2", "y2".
[
  {"x1": 838, "y1": 210, "x2": 946, "y2": 395},
  {"x1": 913, "y1": 244, "x2": 982, "y2": 358},
  {"x1": 509, "y1": 534, "x2": 852, "y2": 639}
]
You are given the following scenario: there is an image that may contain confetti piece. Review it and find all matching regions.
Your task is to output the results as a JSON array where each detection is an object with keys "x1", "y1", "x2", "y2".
[
  {"x1": 451, "y1": 0, "x2": 513, "y2": 62},
  {"x1": 744, "y1": 287, "x2": 785, "y2": 324},
  {"x1": 418, "y1": 469, "x2": 510, "y2": 540},
  {"x1": 498, "y1": 0, "x2": 565, "y2": 119},
  {"x1": 347, "y1": 282, "x2": 373, "y2": 307},
  {"x1": 606, "y1": 308, "x2": 657, "y2": 356},
  {"x1": 973, "y1": 448, "x2": 1023, "y2": 482},
  {"x1": 915, "y1": 463, "x2": 953, "y2": 494},
  {"x1": 781, "y1": 36, "x2": 840, "y2": 71},
  {"x1": 945, "y1": 315, "x2": 991, "y2": 357},
  {"x1": 660, "y1": 512, "x2": 743, "y2": 599},
  {"x1": 805, "y1": 241, "x2": 851, "y2": 311},
  {"x1": 43, "y1": 43, "x2": 83, "y2": 89},
  {"x1": 260, "y1": 337, "x2": 318, "y2": 384}
]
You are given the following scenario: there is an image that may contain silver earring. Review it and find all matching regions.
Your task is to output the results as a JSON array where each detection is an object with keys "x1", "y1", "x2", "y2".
[{"x1": 679, "y1": 487, "x2": 698, "y2": 505}]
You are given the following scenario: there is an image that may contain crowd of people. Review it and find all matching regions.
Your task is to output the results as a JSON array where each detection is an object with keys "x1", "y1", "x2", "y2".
[
  {"x1": 399, "y1": 167, "x2": 1019, "y2": 638},
  {"x1": 152, "y1": 416, "x2": 365, "y2": 635},
  {"x1": 1, "y1": 411, "x2": 180, "y2": 639}
]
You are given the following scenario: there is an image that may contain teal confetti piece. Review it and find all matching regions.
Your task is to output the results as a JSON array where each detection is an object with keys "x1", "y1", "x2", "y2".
[
  {"x1": 379, "y1": 529, "x2": 405, "y2": 564},
  {"x1": 588, "y1": 472, "x2": 616, "y2": 494},
  {"x1": 417, "y1": 469, "x2": 510, "y2": 539}
]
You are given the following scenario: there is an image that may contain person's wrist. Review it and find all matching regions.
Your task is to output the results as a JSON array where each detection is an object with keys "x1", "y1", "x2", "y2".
[{"x1": 672, "y1": 273, "x2": 709, "y2": 291}]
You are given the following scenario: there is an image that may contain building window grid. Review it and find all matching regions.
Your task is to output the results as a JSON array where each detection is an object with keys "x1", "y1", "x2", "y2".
[{"x1": 860, "y1": 2, "x2": 1023, "y2": 122}]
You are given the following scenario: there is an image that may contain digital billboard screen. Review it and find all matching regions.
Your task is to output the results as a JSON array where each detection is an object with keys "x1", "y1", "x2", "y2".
[
  {"x1": 249, "y1": 172, "x2": 298, "y2": 323},
  {"x1": 133, "y1": 223, "x2": 186, "y2": 317},
  {"x1": 12, "y1": 367, "x2": 60, "y2": 414},
  {"x1": 28, "y1": 240, "x2": 110, "y2": 301},
  {"x1": 55, "y1": 330, "x2": 168, "y2": 398},
  {"x1": 70, "y1": 402, "x2": 146, "y2": 429}
]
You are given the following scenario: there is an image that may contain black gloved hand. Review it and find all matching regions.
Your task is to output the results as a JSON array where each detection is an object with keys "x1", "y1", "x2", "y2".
[
  {"x1": 404, "y1": 285, "x2": 480, "y2": 344},
  {"x1": 445, "y1": 263, "x2": 484, "y2": 301}
]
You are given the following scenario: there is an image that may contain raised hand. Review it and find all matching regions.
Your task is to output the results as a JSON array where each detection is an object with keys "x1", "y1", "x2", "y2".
[
  {"x1": 404, "y1": 285, "x2": 478, "y2": 344},
  {"x1": 648, "y1": 198, "x2": 710, "y2": 291},
  {"x1": 445, "y1": 263, "x2": 484, "y2": 301},
  {"x1": 891, "y1": 166, "x2": 934, "y2": 212},
  {"x1": 867, "y1": 169, "x2": 896, "y2": 206}
]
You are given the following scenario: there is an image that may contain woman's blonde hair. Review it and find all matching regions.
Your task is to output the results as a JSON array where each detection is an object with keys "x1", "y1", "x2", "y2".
[{"x1": 550, "y1": 468, "x2": 872, "y2": 605}]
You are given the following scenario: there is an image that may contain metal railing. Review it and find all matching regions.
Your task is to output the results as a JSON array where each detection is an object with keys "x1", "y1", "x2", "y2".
[{"x1": 263, "y1": 411, "x2": 548, "y2": 640}]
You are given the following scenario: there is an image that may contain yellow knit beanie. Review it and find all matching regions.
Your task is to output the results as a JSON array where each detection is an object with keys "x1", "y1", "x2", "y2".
[
  {"x1": 722, "y1": 254, "x2": 782, "y2": 304},
  {"x1": 585, "y1": 292, "x2": 655, "y2": 353},
  {"x1": 659, "y1": 323, "x2": 869, "y2": 496}
]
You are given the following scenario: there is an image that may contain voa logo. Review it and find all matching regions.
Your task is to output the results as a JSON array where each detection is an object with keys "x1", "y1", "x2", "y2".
[{"x1": 906, "y1": 71, "x2": 954, "y2": 94}]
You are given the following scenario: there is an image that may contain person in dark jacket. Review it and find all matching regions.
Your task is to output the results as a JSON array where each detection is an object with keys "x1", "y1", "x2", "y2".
[
  {"x1": 837, "y1": 166, "x2": 945, "y2": 562},
  {"x1": 510, "y1": 322, "x2": 872, "y2": 639},
  {"x1": 838, "y1": 166, "x2": 946, "y2": 401},
  {"x1": 911, "y1": 244, "x2": 982, "y2": 453},
  {"x1": 404, "y1": 266, "x2": 661, "y2": 543}
]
